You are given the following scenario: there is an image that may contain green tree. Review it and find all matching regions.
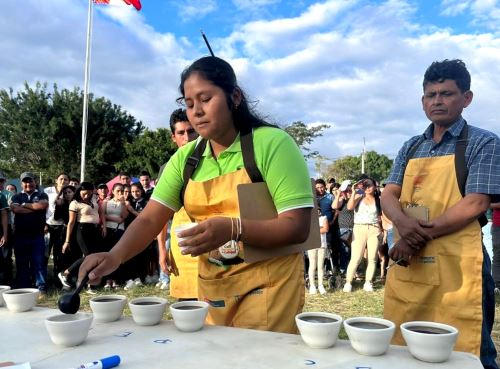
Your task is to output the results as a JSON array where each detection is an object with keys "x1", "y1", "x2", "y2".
[
  {"x1": 116, "y1": 128, "x2": 177, "y2": 178},
  {"x1": 283, "y1": 121, "x2": 330, "y2": 159},
  {"x1": 326, "y1": 150, "x2": 393, "y2": 183},
  {"x1": 0, "y1": 82, "x2": 144, "y2": 184}
]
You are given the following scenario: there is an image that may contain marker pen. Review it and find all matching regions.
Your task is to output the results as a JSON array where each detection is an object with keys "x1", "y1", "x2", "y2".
[{"x1": 69, "y1": 355, "x2": 120, "y2": 369}]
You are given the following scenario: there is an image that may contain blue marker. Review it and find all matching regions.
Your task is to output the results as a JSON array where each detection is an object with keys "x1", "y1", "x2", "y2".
[{"x1": 69, "y1": 355, "x2": 120, "y2": 369}]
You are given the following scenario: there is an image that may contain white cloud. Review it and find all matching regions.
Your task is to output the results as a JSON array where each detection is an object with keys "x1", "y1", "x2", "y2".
[
  {"x1": 232, "y1": 0, "x2": 280, "y2": 10},
  {"x1": 174, "y1": 0, "x2": 218, "y2": 20},
  {"x1": 440, "y1": 0, "x2": 500, "y2": 32}
]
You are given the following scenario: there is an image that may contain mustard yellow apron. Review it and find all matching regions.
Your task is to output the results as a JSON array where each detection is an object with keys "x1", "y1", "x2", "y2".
[
  {"x1": 183, "y1": 168, "x2": 305, "y2": 333},
  {"x1": 169, "y1": 207, "x2": 199, "y2": 299},
  {"x1": 384, "y1": 155, "x2": 483, "y2": 356}
]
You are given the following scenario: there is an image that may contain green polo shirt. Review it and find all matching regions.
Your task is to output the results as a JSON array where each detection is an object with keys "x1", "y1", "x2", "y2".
[{"x1": 152, "y1": 126, "x2": 313, "y2": 214}]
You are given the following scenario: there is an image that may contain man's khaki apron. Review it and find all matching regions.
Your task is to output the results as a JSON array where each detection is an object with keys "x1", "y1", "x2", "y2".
[
  {"x1": 169, "y1": 207, "x2": 198, "y2": 299},
  {"x1": 384, "y1": 155, "x2": 483, "y2": 356},
  {"x1": 183, "y1": 168, "x2": 305, "y2": 333}
]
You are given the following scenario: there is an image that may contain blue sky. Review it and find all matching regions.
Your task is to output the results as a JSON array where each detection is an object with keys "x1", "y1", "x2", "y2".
[{"x1": 1, "y1": 0, "x2": 500, "y2": 175}]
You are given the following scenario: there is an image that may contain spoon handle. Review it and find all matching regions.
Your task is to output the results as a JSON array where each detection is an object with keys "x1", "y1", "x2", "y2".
[{"x1": 74, "y1": 274, "x2": 90, "y2": 295}]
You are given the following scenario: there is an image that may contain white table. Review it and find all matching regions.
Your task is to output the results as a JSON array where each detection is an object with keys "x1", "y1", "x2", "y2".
[{"x1": 1, "y1": 307, "x2": 482, "y2": 369}]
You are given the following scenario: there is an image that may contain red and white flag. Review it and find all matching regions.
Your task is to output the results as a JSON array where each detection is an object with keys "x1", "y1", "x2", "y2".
[{"x1": 93, "y1": 0, "x2": 141, "y2": 11}]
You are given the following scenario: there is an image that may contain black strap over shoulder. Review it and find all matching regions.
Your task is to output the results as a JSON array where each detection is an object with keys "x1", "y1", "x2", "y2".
[
  {"x1": 240, "y1": 126, "x2": 264, "y2": 183},
  {"x1": 180, "y1": 138, "x2": 207, "y2": 204},
  {"x1": 180, "y1": 129, "x2": 264, "y2": 205},
  {"x1": 404, "y1": 121, "x2": 487, "y2": 227}
]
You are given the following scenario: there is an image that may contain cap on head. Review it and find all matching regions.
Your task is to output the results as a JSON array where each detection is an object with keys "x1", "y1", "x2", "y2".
[
  {"x1": 339, "y1": 180, "x2": 352, "y2": 191},
  {"x1": 97, "y1": 183, "x2": 108, "y2": 190},
  {"x1": 20, "y1": 171, "x2": 35, "y2": 182}
]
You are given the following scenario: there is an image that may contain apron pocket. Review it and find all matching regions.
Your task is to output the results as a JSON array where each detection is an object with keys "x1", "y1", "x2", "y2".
[
  {"x1": 199, "y1": 267, "x2": 269, "y2": 329},
  {"x1": 393, "y1": 253, "x2": 440, "y2": 286}
]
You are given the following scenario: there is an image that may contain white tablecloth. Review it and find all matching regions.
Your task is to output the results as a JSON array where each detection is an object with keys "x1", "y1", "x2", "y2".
[{"x1": 1, "y1": 307, "x2": 482, "y2": 369}]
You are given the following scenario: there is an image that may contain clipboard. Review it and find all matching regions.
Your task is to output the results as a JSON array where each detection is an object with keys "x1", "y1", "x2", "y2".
[
  {"x1": 237, "y1": 180, "x2": 320, "y2": 263},
  {"x1": 393, "y1": 206, "x2": 429, "y2": 244}
]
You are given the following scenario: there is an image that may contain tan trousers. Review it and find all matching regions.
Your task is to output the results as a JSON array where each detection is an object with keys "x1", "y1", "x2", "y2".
[{"x1": 346, "y1": 224, "x2": 381, "y2": 283}]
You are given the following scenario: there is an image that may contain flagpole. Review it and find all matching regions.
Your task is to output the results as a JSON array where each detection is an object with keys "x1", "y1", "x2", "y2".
[{"x1": 81, "y1": 0, "x2": 94, "y2": 182}]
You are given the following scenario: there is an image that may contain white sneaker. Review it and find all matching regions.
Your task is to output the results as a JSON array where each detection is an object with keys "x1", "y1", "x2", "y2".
[
  {"x1": 124, "y1": 279, "x2": 136, "y2": 291},
  {"x1": 343, "y1": 282, "x2": 352, "y2": 292},
  {"x1": 494, "y1": 287, "x2": 499, "y2": 295},
  {"x1": 134, "y1": 278, "x2": 143, "y2": 286},
  {"x1": 363, "y1": 281, "x2": 373, "y2": 292},
  {"x1": 159, "y1": 281, "x2": 169, "y2": 290},
  {"x1": 309, "y1": 285, "x2": 317, "y2": 295},
  {"x1": 318, "y1": 285, "x2": 327, "y2": 295},
  {"x1": 58, "y1": 272, "x2": 71, "y2": 288},
  {"x1": 155, "y1": 281, "x2": 163, "y2": 288}
]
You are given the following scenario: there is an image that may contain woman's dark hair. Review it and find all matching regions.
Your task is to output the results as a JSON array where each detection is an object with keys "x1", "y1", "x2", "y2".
[
  {"x1": 131, "y1": 182, "x2": 145, "y2": 198},
  {"x1": 58, "y1": 185, "x2": 76, "y2": 203},
  {"x1": 177, "y1": 56, "x2": 274, "y2": 132},
  {"x1": 355, "y1": 177, "x2": 382, "y2": 216},
  {"x1": 74, "y1": 182, "x2": 94, "y2": 203},
  {"x1": 423, "y1": 59, "x2": 470, "y2": 93}
]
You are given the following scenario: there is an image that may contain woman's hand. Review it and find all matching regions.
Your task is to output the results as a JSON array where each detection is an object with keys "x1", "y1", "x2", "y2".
[
  {"x1": 62, "y1": 242, "x2": 70, "y2": 254},
  {"x1": 78, "y1": 252, "x2": 121, "y2": 286},
  {"x1": 177, "y1": 217, "x2": 232, "y2": 257},
  {"x1": 101, "y1": 226, "x2": 107, "y2": 238}
]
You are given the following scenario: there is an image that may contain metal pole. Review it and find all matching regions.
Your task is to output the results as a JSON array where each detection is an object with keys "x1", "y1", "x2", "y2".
[
  {"x1": 361, "y1": 137, "x2": 365, "y2": 174},
  {"x1": 80, "y1": 0, "x2": 94, "y2": 182}
]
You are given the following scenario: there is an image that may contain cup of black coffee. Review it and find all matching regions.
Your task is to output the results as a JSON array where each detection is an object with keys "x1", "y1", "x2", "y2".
[
  {"x1": 401, "y1": 321, "x2": 458, "y2": 363},
  {"x1": 170, "y1": 301, "x2": 209, "y2": 332},
  {"x1": 129, "y1": 297, "x2": 168, "y2": 326},
  {"x1": 295, "y1": 312, "x2": 343, "y2": 349},
  {"x1": 343, "y1": 317, "x2": 396, "y2": 356},
  {"x1": 89, "y1": 294, "x2": 127, "y2": 322}
]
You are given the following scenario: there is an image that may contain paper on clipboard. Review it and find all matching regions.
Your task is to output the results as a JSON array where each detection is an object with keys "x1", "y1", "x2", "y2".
[
  {"x1": 393, "y1": 206, "x2": 429, "y2": 244},
  {"x1": 237, "y1": 181, "x2": 320, "y2": 263}
]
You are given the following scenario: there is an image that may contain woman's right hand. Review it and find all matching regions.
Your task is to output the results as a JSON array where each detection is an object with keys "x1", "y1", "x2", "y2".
[{"x1": 78, "y1": 252, "x2": 121, "y2": 285}]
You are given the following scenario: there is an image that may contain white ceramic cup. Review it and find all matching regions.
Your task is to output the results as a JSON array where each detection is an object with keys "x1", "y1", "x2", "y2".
[
  {"x1": 401, "y1": 321, "x2": 459, "y2": 363},
  {"x1": 45, "y1": 313, "x2": 93, "y2": 347},
  {"x1": 295, "y1": 312, "x2": 343, "y2": 349},
  {"x1": 343, "y1": 317, "x2": 396, "y2": 356},
  {"x1": 174, "y1": 222, "x2": 197, "y2": 252},
  {"x1": 3, "y1": 288, "x2": 39, "y2": 312},
  {"x1": 170, "y1": 301, "x2": 209, "y2": 332},
  {"x1": 129, "y1": 297, "x2": 168, "y2": 326},
  {"x1": 89, "y1": 294, "x2": 127, "y2": 322},
  {"x1": 0, "y1": 285, "x2": 11, "y2": 307}
]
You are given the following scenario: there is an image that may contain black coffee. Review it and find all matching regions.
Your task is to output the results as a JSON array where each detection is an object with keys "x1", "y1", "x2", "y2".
[
  {"x1": 175, "y1": 306, "x2": 202, "y2": 310},
  {"x1": 134, "y1": 301, "x2": 160, "y2": 305},
  {"x1": 94, "y1": 298, "x2": 120, "y2": 302},
  {"x1": 407, "y1": 325, "x2": 450, "y2": 334},
  {"x1": 300, "y1": 316, "x2": 337, "y2": 323},
  {"x1": 7, "y1": 291, "x2": 30, "y2": 294},
  {"x1": 349, "y1": 322, "x2": 389, "y2": 330}
]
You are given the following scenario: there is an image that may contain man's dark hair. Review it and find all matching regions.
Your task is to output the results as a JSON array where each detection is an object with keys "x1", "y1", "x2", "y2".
[
  {"x1": 118, "y1": 171, "x2": 129, "y2": 178},
  {"x1": 139, "y1": 170, "x2": 150, "y2": 178},
  {"x1": 70, "y1": 177, "x2": 80, "y2": 184},
  {"x1": 169, "y1": 108, "x2": 188, "y2": 132},
  {"x1": 423, "y1": 59, "x2": 471, "y2": 93},
  {"x1": 315, "y1": 178, "x2": 326, "y2": 186}
]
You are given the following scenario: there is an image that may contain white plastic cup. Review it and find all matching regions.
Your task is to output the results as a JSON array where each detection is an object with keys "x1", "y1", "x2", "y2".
[{"x1": 174, "y1": 222, "x2": 197, "y2": 252}]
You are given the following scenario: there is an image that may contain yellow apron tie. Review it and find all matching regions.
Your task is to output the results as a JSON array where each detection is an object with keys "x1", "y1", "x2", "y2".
[
  {"x1": 384, "y1": 155, "x2": 483, "y2": 356},
  {"x1": 183, "y1": 168, "x2": 305, "y2": 333},
  {"x1": 169, "y1": 207, "x2": 199, "y2": 299}
]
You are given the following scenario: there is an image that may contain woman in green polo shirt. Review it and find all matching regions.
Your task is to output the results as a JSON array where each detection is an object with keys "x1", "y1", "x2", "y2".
[{"x1": 79, "y1": 56, "x2": 313, "y2": 333}]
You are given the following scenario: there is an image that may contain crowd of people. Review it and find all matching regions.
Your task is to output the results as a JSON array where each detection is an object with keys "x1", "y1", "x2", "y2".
[{"x1": 0, "y1": 57, "x2": 498, "y2": 367}]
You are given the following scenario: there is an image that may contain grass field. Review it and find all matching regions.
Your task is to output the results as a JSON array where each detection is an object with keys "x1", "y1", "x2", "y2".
[{"x1": 36, "y1": 277, "x2": 500, "y2": 365}]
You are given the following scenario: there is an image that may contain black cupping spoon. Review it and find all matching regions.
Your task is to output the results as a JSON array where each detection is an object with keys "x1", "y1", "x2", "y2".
[{"x1": 58, "y1": 274, "x2": 90, "y2": 314}]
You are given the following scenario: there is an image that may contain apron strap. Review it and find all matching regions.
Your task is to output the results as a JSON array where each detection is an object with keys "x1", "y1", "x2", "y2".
[
  {"x1": 405, "y1": 121, "x2": 487, "y2": 227},
  {"x1": 180, "y1": 129, "x2": 264, "y2": 205}
]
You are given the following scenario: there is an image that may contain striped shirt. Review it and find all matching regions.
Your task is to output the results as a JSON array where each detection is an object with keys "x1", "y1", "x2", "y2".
[{"x1": 386, "y1": 117, "x2": 500, "y2": 198}]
